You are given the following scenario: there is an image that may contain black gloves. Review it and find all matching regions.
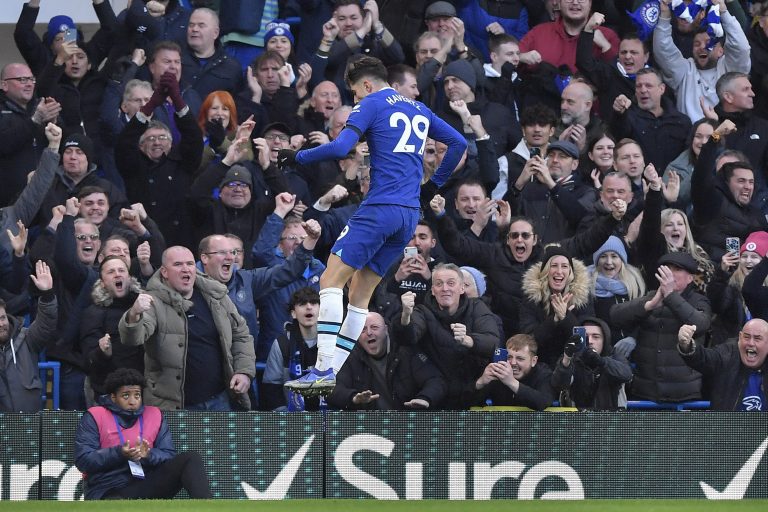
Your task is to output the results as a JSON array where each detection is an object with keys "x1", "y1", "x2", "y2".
[
  {"x1": 206, "y1": 120, "x2": 227, "y2": 150},
  {"x1": 501, "y1": 61, "x2": 516, "y2": 80},
  {"x1": 277, "y1": 149, "x2": 297, "y2": 169},
  {"x1": 564, "y1": 334, "x2": 581, "y2": 358},
  {"x1": 581, "y1": 349, "x2": 604, "y2": 370}
]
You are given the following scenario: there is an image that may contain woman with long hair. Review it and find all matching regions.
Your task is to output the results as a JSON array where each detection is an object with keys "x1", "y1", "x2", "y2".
[
  {"x1": 665, "y1": 118, "x2": 717, "y2": 209},
  {"x1": 520, "y1": 245, "x2": 594, "y2": 367},
  {"x1": 582, "y1": 132, "x2": 616, "y2": 190},
  {"x1": 635, "y1": 163, "x2": 713, "y2": 290}
]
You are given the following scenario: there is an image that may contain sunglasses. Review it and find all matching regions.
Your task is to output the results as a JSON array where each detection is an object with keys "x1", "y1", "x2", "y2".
[{"x1": 508, "y1": 232, "x2": 533, "y2": 240}]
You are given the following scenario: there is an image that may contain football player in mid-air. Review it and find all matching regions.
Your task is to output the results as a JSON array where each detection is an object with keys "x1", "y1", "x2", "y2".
[{"x1": 278, "y1": 55, "x2": 467, "y2": 396}]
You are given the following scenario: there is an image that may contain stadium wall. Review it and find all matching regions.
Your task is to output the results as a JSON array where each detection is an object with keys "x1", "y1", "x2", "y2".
[{"x1": 0, "y1": 411, "x2": 766, "y2": 500}]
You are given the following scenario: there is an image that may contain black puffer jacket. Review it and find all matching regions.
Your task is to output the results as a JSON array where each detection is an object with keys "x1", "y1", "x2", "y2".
[
  {"x1": 611, "y1": 284, "x2": 711, "y2": 402},
  {"x1": 328, "y1": 340, "x2": 447, "y2": 410},
  {"x1": 35, "y1": 63, "x2": 107, "y2": 141},
  {"x1": 505, "y1": 175, "x2": 591, "y2": 245},
  {"x1": 476, "y1": 363, "x2": 555, "y2": 411},
  {"x1": 551, "y1": 316, "x2": 633, "y2": 410},
  {"x1": 393, "y1": 295, "x2": 500, "y2": 409},
  {"x1": 609, "y1": 96, "x2": 692, "y2": 173},
  {"x1": 80, "y1": 281, "x2": 144, "y2": 396},
  {"x1": 181, "y1": 43, "x2": 243, "y2": 99}
]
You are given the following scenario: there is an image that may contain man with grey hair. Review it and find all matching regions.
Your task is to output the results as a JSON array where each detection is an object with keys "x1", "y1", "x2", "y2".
[
  {"x1": 115, "y1": 73, "x2": 203, "y2": 247},
  {"x1": 182, "y1": 8, "x2": 243, "y2": 98},
  {"x1": 713, "y1": 71, "x2": 768, "y2": 177},
  {"x1": 396, "y1": 262, "x2": 499, "y2": 409},
  {"x1": 610, "y1": 67, "x2": 691, "y2": 172}
]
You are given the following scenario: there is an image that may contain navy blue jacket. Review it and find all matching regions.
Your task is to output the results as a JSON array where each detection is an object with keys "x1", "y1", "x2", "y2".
[
  {"x1": 252, "y1": 213, "x2": 325, "y2": 361},
  {"x1": 74, "y1": 400, "x2": 176, "y2": 500}
]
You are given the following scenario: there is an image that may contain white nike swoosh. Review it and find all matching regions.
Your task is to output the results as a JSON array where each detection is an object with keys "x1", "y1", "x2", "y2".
[
  {"x1": 241, "y1": 434, "x2": 315, "y2": 499},
  {"x1": 699, "y1": 436, "x2": 768, "y2": 499}
]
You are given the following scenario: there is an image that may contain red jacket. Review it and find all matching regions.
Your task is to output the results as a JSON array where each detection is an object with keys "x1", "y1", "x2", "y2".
[{"x1": 519, "y1": 18, "x2": 619, "y2": 73}]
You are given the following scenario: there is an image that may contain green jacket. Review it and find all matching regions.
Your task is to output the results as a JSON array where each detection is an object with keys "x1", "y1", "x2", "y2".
[{"x1": 119, "y1": 270, "x2": 255, "y2": 410}]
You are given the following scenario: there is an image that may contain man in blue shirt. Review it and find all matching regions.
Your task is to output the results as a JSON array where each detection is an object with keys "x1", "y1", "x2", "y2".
[{"x1": 278, "y1": 55, "x2": 467, "y2": 395}]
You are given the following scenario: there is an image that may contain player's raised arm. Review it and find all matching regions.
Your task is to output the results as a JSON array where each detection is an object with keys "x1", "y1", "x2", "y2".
[{"x1": 278, "y1": 128, "x2": 360, "y2": 169}]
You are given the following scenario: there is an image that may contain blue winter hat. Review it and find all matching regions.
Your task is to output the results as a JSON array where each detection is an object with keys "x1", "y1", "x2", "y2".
[
  {"x1": 460, "y1": 266, "x2": 487, "y2": 297},
  {"x1": 627, "y1": 1, "x2": 660, "y2": 41},
  {"x1": 46, "y1": 15, "x2": 76, "y2": 46},
  {"x1": 593, "y1": 236, "x2": 628, "y2": 267},
  {"x1": 264, "y1": 20, "x2": 295, "y2": 46}
]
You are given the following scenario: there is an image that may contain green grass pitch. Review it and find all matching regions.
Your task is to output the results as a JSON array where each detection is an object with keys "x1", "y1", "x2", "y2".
[{"x1": 2, "y1": 500, "x2": 767, "y2": 511}]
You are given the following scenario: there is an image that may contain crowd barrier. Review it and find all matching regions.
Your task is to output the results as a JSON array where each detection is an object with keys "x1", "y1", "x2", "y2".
[{"x1": 0, "y1": 411, "x2": 765, "y2": 500}]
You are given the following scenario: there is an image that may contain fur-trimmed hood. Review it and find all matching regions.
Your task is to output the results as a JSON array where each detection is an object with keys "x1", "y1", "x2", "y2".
[
  {"x1": 91, "y1": 276, "x2": 143, "y2": 307},
  {"x1": 522, "y1": 257, "x2": 591, "y2": 315}
]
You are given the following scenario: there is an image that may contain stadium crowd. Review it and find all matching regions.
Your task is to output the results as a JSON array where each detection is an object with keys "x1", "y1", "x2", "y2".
[{"x1": 2, "y1": 0, "x2": 768, "y2": 416}]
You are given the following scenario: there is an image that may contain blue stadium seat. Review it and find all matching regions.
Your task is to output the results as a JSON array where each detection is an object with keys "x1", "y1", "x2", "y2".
[
  {"x1": 627, "y1": 400, "x2": 710, "y2": 411},
  {"x1": 38, "y1": 361, "x2": 61, "y2": 410}
]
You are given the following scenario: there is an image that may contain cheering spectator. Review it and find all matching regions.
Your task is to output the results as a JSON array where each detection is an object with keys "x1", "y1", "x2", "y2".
[
  {"x1": 119, "y1": 246, "x2": 255, "y2": 411},
  {"x1": 611, "y1": 252, "x2": 711, "y2": 403},
  {"x1": 0, "y1": 261, "x2": 57, "y2": 413},
  {"x1": 328, "y1": 311, "x2": 447, "y2": 410},
  {"x1": 395, "y1": 263, "x2": 500, "y2": 409},
  {"x1": 678, "y1": 319, "x2": 768, "y2": 411}
]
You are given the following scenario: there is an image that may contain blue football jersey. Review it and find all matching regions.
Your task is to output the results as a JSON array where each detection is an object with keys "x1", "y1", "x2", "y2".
[{"x1": 345, "y1": 87, "x2": 455, "y2": 208}]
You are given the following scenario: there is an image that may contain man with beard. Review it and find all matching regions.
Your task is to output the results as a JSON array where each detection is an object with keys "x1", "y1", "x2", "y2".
[
  {"x1": 506, "y1": 140, "x2": 589, "y2": 244},
  {"x1": 653, "y1": 0, "x2": 750, "y2": 122},
  {"x1": 0, "y1": 261, "x2": 57, "y2": 412},
  {"x1": 690, "y1": 120, "x2": 768, "y2": 262},
  {"x1": 678, "y1": 318, "x2": 768, "y2": 411},
  {"x1": 519, "y1": 0, "x2": 619, "y2": 72},
  {"x1": 328, "y1": 311, "x2": 446, "y2": 410},
  {"x1": 556, "y1": 80, "x2": 604, "y2": 154},
  {"x1": 473, "y1": 334, "x2": 555, "y2": 410}
]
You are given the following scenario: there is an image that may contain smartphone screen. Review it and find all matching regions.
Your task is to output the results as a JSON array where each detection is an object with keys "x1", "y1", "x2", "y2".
[{"x1": 63, "y1": 29, "x2": 77, "y2": 44}]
